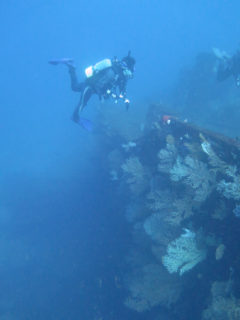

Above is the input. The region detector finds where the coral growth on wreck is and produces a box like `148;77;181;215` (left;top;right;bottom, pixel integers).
162;231;207;275
104;101;240;318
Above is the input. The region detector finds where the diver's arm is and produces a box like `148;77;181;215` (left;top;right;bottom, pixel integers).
118;76;127;96
118;80;130;109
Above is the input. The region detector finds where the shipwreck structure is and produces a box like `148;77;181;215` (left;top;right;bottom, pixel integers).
104;103;240;319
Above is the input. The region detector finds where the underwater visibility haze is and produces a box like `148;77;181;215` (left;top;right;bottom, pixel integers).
1;0;240;319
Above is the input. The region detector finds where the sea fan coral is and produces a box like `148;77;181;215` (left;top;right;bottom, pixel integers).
157;143;177;173
164;197;194;226
233;204;240;218
146;189;173;212
170;156;214;202
162;232;207;276
124;264;181;312
146;191;194;227
217;166;240;200
217;180;240;200
202;280;240;320
143;213;163;243
121;157;149;195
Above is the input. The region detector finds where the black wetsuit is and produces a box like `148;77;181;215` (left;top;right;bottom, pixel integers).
69;60;128;121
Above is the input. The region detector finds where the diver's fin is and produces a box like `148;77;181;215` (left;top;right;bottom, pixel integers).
77;117;93;131
48;58;74;66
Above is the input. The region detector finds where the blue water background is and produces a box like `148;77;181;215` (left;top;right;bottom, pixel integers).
1;0;240;319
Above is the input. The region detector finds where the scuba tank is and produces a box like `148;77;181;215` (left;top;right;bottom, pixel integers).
85;58;112;78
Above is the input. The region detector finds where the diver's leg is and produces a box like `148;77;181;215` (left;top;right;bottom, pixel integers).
68;66;85;92
72;86;93;122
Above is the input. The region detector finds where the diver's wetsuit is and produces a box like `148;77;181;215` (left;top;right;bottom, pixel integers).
111;60;128;96
68;61;128;122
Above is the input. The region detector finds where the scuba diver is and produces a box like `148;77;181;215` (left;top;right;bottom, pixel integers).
49;52;135;125
213;47;240;86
